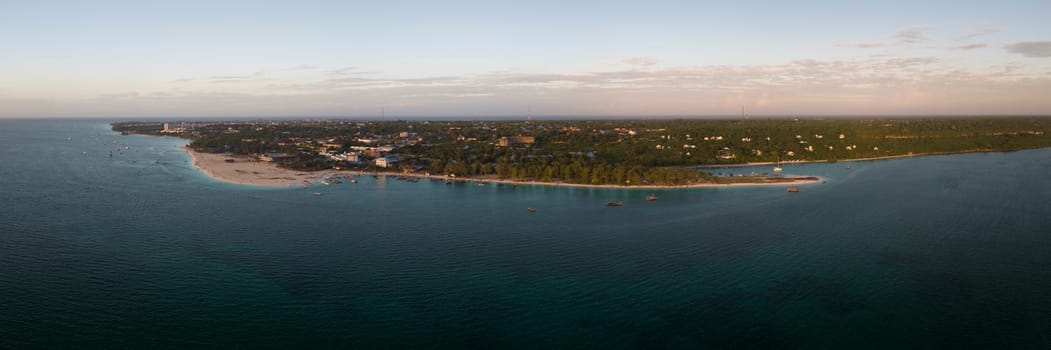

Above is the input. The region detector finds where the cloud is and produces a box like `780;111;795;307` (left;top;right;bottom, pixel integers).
1004;41;1051;57
836;26;931;49
326;66;359;76
621;57;658;67
96;92;141;99
894;27;930;44
11;55;1051;118
209;71;268;84
834;42;891;49
953;43;987;50
957;26;1000;41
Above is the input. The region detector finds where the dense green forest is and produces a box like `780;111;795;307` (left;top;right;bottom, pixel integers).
113;118;1051;186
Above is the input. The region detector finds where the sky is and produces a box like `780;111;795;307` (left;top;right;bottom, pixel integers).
2;0;1051;118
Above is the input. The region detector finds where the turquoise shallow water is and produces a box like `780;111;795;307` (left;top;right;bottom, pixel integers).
2;119;1051;348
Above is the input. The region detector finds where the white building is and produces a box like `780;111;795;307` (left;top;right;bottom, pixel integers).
375;156;398;168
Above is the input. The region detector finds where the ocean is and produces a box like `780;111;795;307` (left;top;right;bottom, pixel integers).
2;119;1050;348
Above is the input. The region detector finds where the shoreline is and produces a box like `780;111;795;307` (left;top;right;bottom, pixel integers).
181;147;822;189
183;147;325;187
691;149;1003;169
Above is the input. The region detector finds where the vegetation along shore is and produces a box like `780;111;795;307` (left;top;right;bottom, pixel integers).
113;117;1051;188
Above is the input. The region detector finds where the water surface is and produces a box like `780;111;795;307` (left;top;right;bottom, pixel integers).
2;120;1050;348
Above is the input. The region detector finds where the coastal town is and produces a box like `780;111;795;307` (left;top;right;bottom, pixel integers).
113;118;1051;187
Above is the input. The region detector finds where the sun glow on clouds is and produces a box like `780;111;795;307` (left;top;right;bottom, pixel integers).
6;53;1046;118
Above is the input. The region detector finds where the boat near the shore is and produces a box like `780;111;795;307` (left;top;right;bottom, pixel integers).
787;187;800;193
646;194;658;201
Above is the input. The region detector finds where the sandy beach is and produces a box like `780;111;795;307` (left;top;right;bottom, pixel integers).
184;147;323;186
184;147;821;189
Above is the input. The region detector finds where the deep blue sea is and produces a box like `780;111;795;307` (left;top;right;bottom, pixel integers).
2;119;1050;349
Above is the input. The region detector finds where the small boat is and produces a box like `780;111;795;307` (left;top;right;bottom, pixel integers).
606;201;623;207
773;166;783;173
527;207;536;213
350;179;358;184
312;192;322;196
787;187;800;193
645;194;658;201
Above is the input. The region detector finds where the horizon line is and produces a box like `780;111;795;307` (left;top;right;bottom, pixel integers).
5;114;1051;121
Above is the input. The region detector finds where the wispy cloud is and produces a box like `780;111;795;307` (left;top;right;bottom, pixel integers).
96;92;141;99
1004;41;1051;57
894;27;930;44
836;27;931;49
957;26;1000;41
835;42;892;49
953;43;987;50
326;66;359;76
209;71;268;84
17;56;1051;118
621;57;658;67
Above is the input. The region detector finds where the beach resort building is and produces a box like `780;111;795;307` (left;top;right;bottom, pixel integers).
375;156;398;168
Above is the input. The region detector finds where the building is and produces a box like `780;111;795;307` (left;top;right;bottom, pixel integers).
716;147;736;160
497;136;535;147
375;156;398;168
160;122;185;134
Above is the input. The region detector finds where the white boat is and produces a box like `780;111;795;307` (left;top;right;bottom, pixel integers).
773;166;783;173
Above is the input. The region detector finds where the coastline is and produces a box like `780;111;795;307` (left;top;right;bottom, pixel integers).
181;147;822;189
691;149;1002;169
